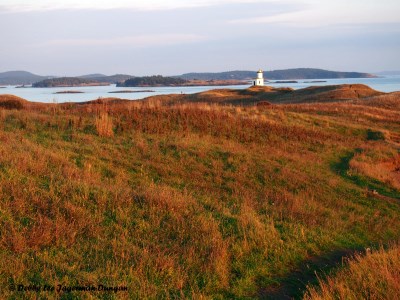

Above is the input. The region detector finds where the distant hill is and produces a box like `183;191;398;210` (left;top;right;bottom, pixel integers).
118;75;187;87
178;68;376;81
0;71;52;85
0;71;134;86
33;77;110;87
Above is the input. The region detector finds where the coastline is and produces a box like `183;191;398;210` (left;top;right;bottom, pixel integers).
1;76;400;103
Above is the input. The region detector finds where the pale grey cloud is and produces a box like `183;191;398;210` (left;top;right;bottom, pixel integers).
230;0;400;26
36;34;208;48
0;0;280;12
0;0;399;75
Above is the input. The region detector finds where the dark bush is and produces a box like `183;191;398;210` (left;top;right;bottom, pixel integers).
257;101;273;107
0;99;24;110
367;129;385;141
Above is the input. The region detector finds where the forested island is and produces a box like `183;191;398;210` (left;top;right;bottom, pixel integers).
33;77;109;87
178;68;377;81
117;75;187;87
79;74;133;84
117;75;247;87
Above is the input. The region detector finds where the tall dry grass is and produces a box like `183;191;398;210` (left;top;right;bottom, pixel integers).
95;111;113;137
349;145;400;190
304;243;400;300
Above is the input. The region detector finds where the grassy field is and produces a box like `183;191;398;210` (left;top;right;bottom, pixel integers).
0;90;399;299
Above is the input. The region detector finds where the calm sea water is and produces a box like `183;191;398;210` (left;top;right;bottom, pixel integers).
1;76;399;103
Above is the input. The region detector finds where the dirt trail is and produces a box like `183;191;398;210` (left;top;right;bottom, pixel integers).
259;249;361;299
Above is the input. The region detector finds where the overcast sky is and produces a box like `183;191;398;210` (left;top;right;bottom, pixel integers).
1;0;399;76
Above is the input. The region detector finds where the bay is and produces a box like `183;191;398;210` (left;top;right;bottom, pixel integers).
1;76;399;103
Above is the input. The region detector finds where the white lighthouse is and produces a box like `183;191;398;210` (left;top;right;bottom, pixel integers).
254;69;264;86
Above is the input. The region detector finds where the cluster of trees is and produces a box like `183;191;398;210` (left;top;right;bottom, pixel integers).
33;77;103;87
117;75;187;87
79;74;134;84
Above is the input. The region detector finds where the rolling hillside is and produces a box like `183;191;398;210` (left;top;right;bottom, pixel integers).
0;85;399;299
140;84;384;106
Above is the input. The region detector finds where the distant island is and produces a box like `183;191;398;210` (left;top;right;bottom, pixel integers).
109;90;155;93
117;75;248;87
177;68;377;81
117;75;187;87
183;79;247;86
0;68;378;86
271;80;298;84
54;90;84;94
33;77;110;88
78;74;134;84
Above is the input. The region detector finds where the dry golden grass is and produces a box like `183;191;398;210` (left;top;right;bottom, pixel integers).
0;90;400;299
304;243;400;300
349;145;400;190
357;92;400;110
95;111;114;137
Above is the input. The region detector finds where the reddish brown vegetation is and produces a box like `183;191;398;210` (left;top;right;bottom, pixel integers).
0;84;399;299
0;94;27;110
140;84;385;106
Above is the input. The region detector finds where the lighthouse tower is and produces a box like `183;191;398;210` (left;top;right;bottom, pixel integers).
254;69;264;86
